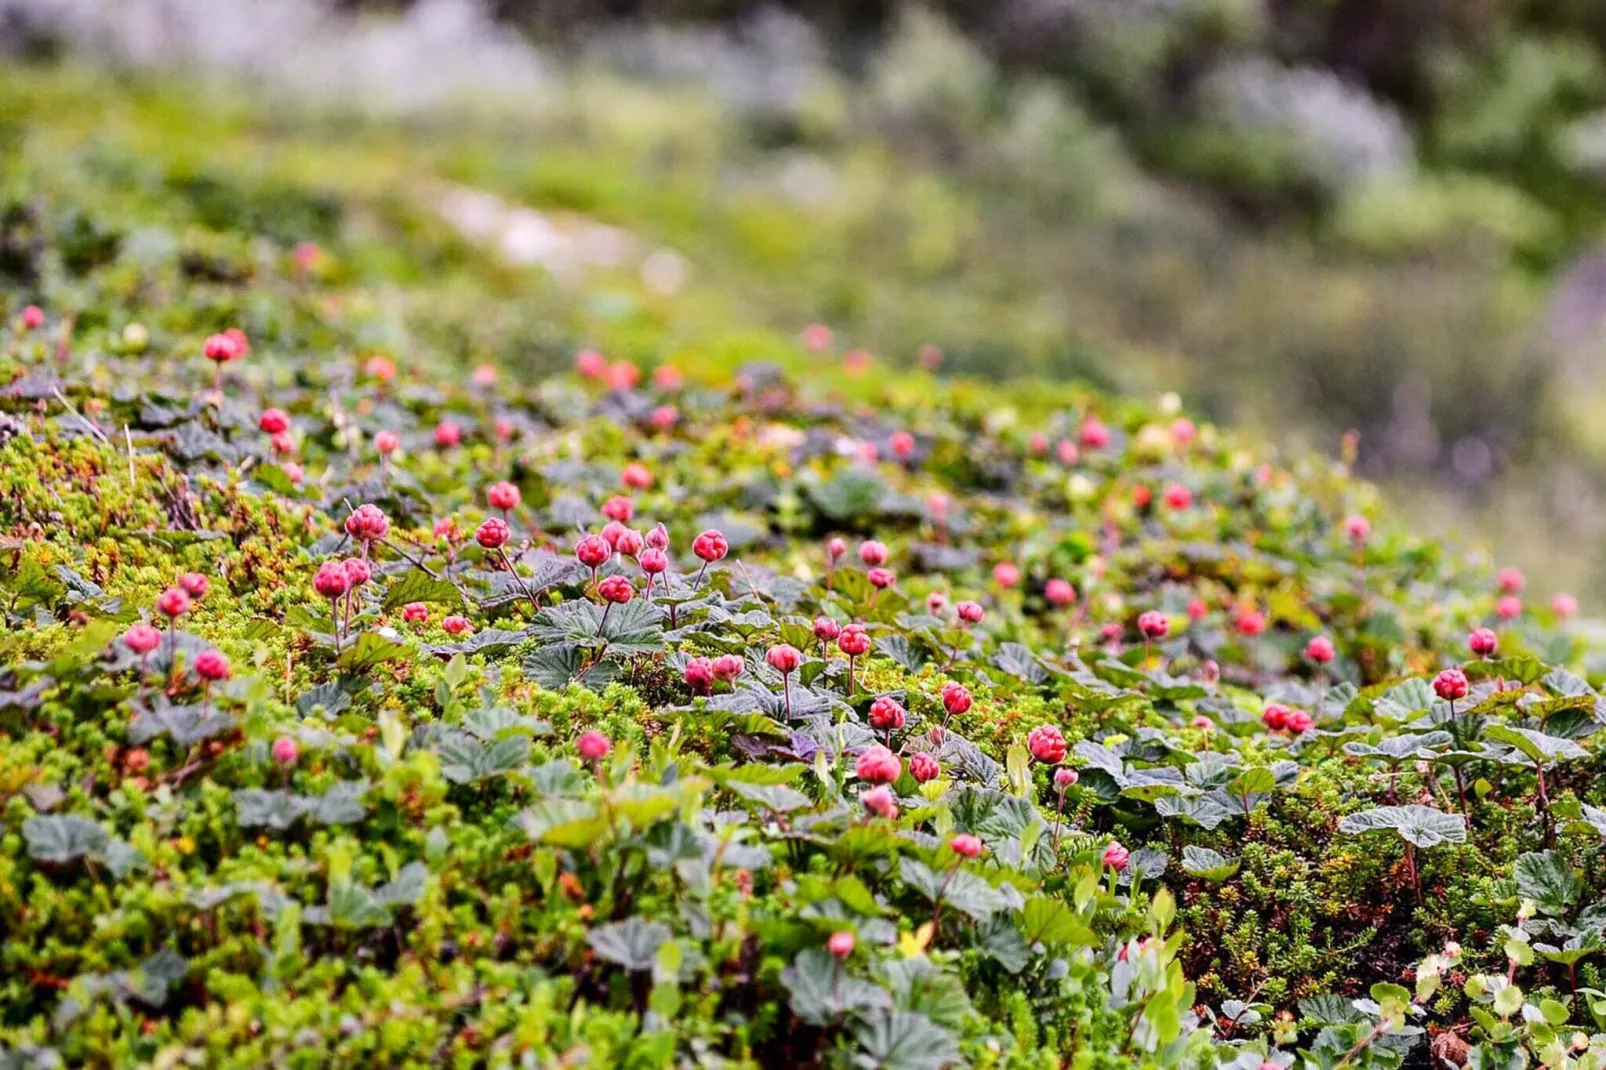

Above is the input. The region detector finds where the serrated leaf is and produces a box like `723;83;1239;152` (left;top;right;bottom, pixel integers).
1181;845;1241;882
1337;805;1466;848
587;917;671;972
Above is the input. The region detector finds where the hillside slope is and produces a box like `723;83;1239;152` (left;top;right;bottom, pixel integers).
2;69;1605;1070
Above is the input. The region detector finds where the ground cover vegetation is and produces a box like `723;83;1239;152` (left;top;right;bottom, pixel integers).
1;64;1605;1070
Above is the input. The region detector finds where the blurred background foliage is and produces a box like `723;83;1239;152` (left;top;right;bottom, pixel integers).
6;0;1606;593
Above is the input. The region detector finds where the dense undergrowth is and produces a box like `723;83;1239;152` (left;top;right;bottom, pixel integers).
1;69;1606;1070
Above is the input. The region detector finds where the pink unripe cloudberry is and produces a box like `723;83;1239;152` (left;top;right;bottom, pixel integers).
433;421;461;447
1045;578;1076;607
867;567;895;590
814;617;841;644
600;520;629;549
861;784;898;818
487;482;521;511
1137;610;1169;639
402;602;429;623
342;558;371;588
711;654;744;682
838;624;871;656
1306;635;1335;663
654;364;682;390
646;523;669;551
827;537;847;561
889;431;915;458
577;731;611;762
442;615;471;635
270;430;294;455
1497;567;1525;593
1262;703;1290;731
766;644;801;673
855;745;901;784
909;752;940;782
693;530;728;562
374;430;400;455
283;462;304;485
203;333;241;363
272;736;299;766
178;572;209;599
1102;841;1130;871
640;548;668;575
598;576;634;604
21;305;44;329
956;601;984;625
1287;709;1314;733
621;462;652;489
1172;417;1196;444
1133;485;1152;509
1079;417;1110;449
606;361;639;391
1344;514;1370;542
803;323;833;351
950;834;982;858
314;561;350;599
259;408;290;434
942;682;972;716
858;540;888;567
156;587;191;618
1029;431;1048;454
684;657;714;692
993;561;1020;588
925;591;948;615
1236;609;1266;635
1027;724;1067;764
1553;593;1578;618
1057;439;1078;465
827;931;855;958
1054;767;1078;789
124;624;161;655
602;495;633;522
345;503;389;542
1163;483;1192;510
576;535;611;569
576;349;606;378
1468;627;1498;657
868;697;906;731
195;650;231;681
1187;598;1209;620
1434;668;1469;701
1496;595;1522;620
476;518;510;549
614;528;645;558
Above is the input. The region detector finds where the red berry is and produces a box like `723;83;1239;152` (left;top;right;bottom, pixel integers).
640;548;668;575
942;682;972;716
433;421;461;447
813;618;841;643
766;644;802;673
576;535;612;569
1497;567;1525;593
1496;595;1522;620
203;333;240;363
598;576;634;604
956;601;984;625
838;624;871;656
861;784;897;817
1306;636;1335;663
1434;669;1469;701
575;349;607;379
621;463;653;489
693;530;728;562
124;624;161;655
1468;628;1498;657
1163;483;1192;510
344;503;390;542
601;495;634;523
402;602;429;623
993;562;1020;588
577;731;611;761
374;430;400;455
487;482;521;511
868;697;906;731
711;654;744;682
1027;724;1067;764
1262;703;1290;731
156;588;191;618
1079;417;1110;449
1236;609;1266;636
314;561;350;599
909;752;940;782
20;305;44;329
1344;514;1370;543
442;615;471;635
476;518;510;549
1045;578;1076;607
867;567;895;590
854;745;901;784
343;558;371;588
178;572;209;599
259;408;290;434
1138;610;1169;639
827;931;854;958
272;737;299;766
858;540;888;567
684;657;715;692
1102;842;1130;870
950;834;982;858
194;650;231;681
889;431;915;458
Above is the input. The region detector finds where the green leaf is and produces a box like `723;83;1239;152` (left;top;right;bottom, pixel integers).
382;569;462;609
586;917;671;972
853;1010;961;1070
23;815;110;863
1514;851;1580;916
1337;805;1467;848
1485;724;1589;765
782;948;891;1026
1181;845;1241;882
1019;896;1095;945
336;630;411;673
